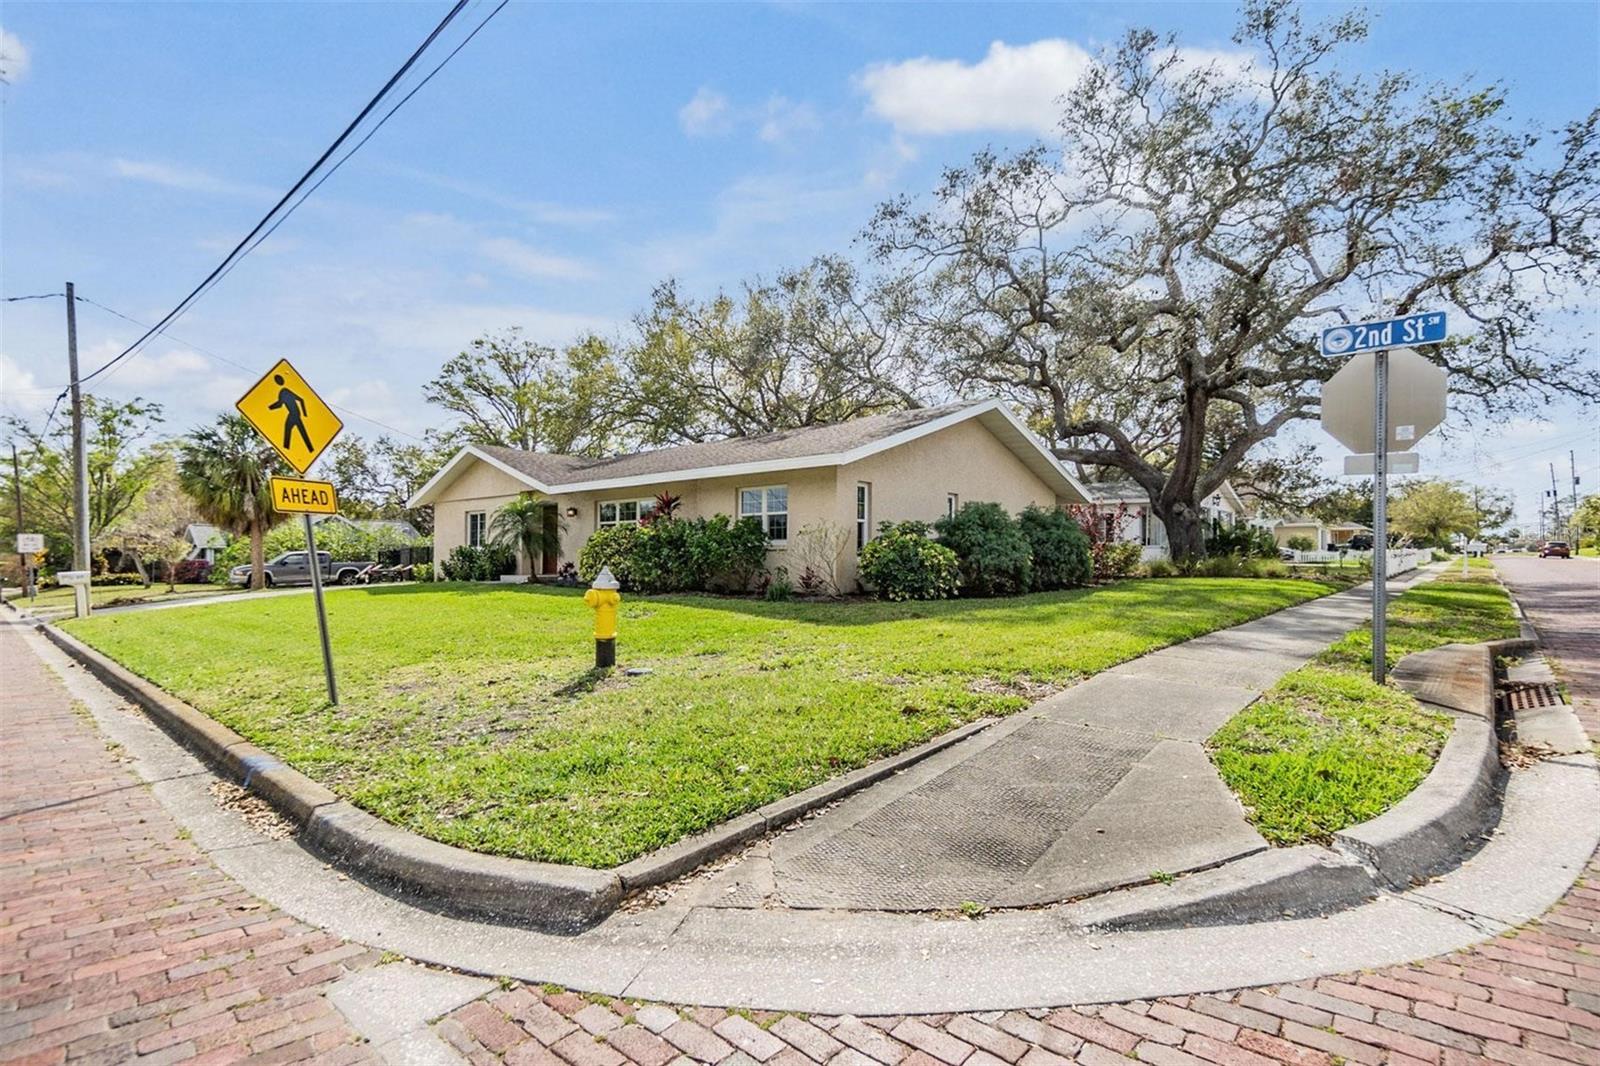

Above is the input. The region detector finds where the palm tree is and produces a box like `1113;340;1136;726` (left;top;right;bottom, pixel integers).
489;493;564;578
177;415;286;590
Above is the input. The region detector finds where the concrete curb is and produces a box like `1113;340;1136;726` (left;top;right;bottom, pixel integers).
35;620;993;929
1079;636;1506;931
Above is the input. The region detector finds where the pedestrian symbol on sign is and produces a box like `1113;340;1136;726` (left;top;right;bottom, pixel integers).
235;359;343;475
269;375;314;452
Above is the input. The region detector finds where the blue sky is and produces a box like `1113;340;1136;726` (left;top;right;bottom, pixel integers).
2;1;1596;532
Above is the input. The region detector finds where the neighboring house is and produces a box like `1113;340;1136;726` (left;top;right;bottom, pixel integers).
408;400;1091;589
1327;522;1372;547
1273;517;1328;550
183;524;228;563
310;514;423;541
1080;480;1248;560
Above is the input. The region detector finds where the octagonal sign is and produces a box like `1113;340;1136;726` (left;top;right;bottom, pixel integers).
1321;347;1447;454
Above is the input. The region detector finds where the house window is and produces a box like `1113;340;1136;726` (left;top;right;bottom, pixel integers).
466;511;487;548
740;485;789;543
946;493;959;519
597;498;655;529
856;483;872;551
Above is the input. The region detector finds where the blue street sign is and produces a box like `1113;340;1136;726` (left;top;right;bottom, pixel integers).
1321;312;1447;357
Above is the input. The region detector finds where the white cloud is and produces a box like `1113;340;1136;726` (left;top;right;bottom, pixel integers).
757;96;821;145
0;27;30;84
679;87;733;137
110;158;270;198
478;237;595;281
857;39;1094;136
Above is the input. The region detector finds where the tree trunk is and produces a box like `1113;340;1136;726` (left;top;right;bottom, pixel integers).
1156;499;1207;564
249;525;266;590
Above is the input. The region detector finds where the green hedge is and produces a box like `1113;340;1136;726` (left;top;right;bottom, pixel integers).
577;516;769;594
857;521;961;601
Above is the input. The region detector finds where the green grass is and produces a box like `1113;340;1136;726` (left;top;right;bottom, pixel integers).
62;576;1331;867
1208;561;1519;846
7;582;227;610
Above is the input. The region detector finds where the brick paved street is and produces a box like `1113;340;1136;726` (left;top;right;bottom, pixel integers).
0;620;378;1066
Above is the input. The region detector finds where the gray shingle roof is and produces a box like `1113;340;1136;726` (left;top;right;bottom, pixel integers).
481;403;973;488
1082;480;1150;503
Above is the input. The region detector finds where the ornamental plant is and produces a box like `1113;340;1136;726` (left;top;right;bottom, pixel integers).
1017;505;1092;590
933;501;1033;596
857;520;961;601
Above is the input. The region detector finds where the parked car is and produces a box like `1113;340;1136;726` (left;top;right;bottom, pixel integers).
229;550;375;588
1539;541;1571;559
1345;534;1375;551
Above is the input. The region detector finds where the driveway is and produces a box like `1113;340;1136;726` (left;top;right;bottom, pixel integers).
682;568;1442;912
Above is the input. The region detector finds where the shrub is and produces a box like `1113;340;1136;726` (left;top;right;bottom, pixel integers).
1097;540;1143;580
1197;554;1245;578
172;558;212;584
933;502;1033;596
441;544;513;581
1286;535;1315;552
858;520;961;601
763;566;794;601
412;562;433;582
1207;522;1278;558
91;573;146;587
577;526;641;588
1017;506;1091;590
1145;557;1177;578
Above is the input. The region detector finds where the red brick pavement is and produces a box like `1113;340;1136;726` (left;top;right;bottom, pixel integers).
0;622;379;1066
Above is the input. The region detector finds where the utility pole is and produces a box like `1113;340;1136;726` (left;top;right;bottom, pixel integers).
1549;462;1563;539
10;445;27;597
66;282;90;573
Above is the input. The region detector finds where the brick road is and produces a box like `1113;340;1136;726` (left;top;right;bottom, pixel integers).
0;620;379;1066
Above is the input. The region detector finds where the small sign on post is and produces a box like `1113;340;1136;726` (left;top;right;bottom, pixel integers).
15;533;44;554
1321;314;1449;685
237;361;343;706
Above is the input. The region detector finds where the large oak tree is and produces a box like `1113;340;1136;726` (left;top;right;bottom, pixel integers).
867;0;1599;559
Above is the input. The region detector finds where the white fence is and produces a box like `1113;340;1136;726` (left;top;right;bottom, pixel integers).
1289;548;1429;577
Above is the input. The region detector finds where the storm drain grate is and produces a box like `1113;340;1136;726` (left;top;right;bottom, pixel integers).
1499;683;1564;713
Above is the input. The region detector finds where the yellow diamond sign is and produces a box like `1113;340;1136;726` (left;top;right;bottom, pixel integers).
236;359;343;475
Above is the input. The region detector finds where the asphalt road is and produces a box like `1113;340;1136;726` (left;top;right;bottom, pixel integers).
1494;553;1599;731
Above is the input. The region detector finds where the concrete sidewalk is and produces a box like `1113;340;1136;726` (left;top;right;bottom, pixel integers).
682;568;1443;912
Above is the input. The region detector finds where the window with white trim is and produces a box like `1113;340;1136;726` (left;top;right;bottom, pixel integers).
466;511;487;548
946;493;960;519
740;485;788;543
856;483;871;551
597;498;656;529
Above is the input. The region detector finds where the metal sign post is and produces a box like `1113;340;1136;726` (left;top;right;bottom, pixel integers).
302;513;339;706
1320;313;1450;687
1372;350;1389;685
237;361;346;707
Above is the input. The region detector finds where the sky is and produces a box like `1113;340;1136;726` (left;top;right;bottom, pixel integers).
1;1;1596;535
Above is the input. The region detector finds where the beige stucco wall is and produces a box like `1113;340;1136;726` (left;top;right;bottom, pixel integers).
1274;522;1326;549
833;419;1064;588
431;461;532;573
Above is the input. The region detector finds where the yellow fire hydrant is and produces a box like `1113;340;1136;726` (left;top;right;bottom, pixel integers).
584;566;621;668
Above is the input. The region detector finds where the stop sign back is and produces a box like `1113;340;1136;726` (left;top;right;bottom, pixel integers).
1321;347;1447;453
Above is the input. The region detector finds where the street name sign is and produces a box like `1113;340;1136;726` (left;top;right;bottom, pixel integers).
1321;312;1447;357
15;533;44;553
1321;348;1447;454
270;476;339;515
1344;452;1419;476
236;359;344;475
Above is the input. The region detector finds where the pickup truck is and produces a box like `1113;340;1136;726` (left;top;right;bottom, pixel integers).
229;550;374;588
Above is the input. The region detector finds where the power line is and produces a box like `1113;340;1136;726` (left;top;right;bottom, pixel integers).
71;294;427;443
68;0;474;394
2;293;65;302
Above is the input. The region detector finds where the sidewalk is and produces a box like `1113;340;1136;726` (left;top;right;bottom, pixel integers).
0;618;379;1065
684;568;1443;912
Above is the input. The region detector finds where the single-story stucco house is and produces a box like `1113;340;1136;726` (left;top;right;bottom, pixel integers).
1273;517;1328;550
408;399;1093;589
1080;480;1248;560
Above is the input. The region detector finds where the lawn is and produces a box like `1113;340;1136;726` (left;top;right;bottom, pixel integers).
1208;560;1519;846
63;577;1331;867
7;582;227;611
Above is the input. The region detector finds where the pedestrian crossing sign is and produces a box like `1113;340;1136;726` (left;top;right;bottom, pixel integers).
236;359;343;475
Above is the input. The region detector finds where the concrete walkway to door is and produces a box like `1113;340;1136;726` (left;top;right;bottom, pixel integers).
681;566;1443;913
